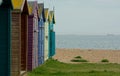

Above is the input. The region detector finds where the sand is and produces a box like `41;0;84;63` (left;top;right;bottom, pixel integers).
53;48;120;64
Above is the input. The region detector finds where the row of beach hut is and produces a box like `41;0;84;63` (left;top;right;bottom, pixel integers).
0;0;56;76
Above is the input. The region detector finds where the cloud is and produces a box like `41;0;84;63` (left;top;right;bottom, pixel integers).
0;0;2;6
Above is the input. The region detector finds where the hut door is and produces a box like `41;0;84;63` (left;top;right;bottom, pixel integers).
21;13;28;71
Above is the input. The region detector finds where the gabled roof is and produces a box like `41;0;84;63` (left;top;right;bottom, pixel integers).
38;3;44;16
12;0;24;10
44;8;49;20
38;3;45;22
0;0;13;9
49;11;55;24
12;0;29;14
28;1;38;15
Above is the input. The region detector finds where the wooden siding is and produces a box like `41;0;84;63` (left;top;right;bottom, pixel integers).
27;16;34;71
11;12;21;76
44;22;49;61
38;18;44;65
21;13;28;71
50;31;55;57
27;1;39;70
49;23;56;57
33;17;38;67
11;12;28;76
27;16;38;71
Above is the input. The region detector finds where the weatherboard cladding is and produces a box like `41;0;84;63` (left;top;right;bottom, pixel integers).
27;1;39;71
44;8;49;61
11;0;28;76
44;22;49;61
49;11;56;57
38;18;44;64
11;13;21;76
50;31;55;57
38;3;45;65
27;15;34;70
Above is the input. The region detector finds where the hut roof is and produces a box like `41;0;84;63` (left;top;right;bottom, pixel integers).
49;11;55;24
38;3;44;16
38;3;45;22
44;8;49;20
12;0;29;13
28;1;38;15
12;0;24;10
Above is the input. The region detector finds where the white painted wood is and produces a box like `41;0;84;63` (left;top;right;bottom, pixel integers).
44;22;49;61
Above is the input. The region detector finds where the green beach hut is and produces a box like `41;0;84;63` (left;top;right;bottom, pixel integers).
0;0;13;76
48;11;56;57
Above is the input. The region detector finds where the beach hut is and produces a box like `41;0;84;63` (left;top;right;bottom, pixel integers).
27;1;39;71
44;8;49;61
38;3;45;65
11;0;29;76
0;0;13;76
49;11;56;57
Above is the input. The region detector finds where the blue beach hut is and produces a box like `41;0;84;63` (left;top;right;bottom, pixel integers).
38;3;45;65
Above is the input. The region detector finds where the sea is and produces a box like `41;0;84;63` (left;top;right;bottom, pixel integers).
56;35;120;50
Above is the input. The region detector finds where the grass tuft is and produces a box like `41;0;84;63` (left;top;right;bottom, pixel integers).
89;70;97;73
71;59;88;62
74;56;82;59
101;59;109;62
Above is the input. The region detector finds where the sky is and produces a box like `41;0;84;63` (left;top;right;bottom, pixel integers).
28;0;120;35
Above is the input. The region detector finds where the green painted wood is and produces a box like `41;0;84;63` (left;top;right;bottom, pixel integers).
49;22;56;58
49;31;55;57
0;7;11;76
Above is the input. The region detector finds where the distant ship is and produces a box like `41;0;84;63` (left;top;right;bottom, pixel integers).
106;34;115;36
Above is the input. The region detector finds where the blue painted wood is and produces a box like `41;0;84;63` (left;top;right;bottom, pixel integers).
38;3;45;65
41;21;44;64
38;16;44;65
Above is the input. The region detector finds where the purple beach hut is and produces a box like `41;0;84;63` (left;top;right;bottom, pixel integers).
27;1;39;71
